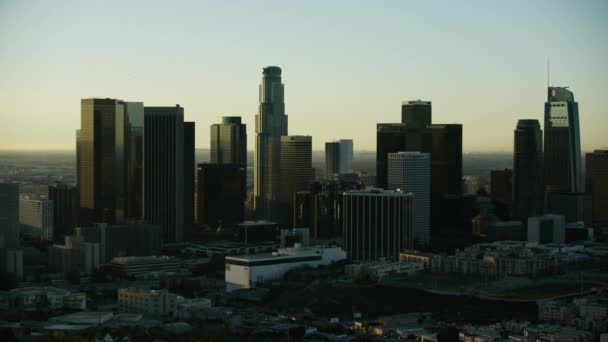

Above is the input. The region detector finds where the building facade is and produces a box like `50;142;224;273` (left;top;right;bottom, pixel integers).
527;214;566;244
254;66;288;223
210;116;247;166
324;139;353;180
75;223;161;262
343;189;413;262
388;152;431;246
196;163;246;228
0;183;20;248
144;105;184;243
118;288;177;316
401;100;431;128
586;150;608;224
19;197;54;240
183;121;195;232
48;182;79;242
279;135;314;227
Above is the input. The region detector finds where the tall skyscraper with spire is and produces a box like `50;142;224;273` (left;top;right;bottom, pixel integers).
544;87;583;194
254;66;287;223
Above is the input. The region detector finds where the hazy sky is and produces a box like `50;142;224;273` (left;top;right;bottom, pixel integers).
0;0;606;152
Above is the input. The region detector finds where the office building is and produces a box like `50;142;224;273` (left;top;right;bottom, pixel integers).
325;139;353;179
254;66;288;223
471;214;498;238
111;256;182;278
19;197;54;240
513;119;544;220
144;105;184;243
225;245;346;292
279;135;314;227
388;151;431;246
586;150;608;224
210;116;247;166
48;182;79;242
118;288;177;316
486;221;525;241
544;87;583;193
0;183;20;248
75;223;161;262
78;99;144;225
183;121;195;232
546;192;592;224
401;100;431;128
197;163;246;228
0;287;86;313
236;221;279;243
490;169;513;220
48;236;100;274
527;214;566;244
0;248;23;280
439;194;478;237
343;189;413;261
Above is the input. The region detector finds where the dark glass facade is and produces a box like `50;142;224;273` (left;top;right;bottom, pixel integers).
586;150;608;224
183;122;195;232
401;100;431;128
196;163;246;228
279;136;314;227
210;116;247;166
48;182;79;242
513;119;544;220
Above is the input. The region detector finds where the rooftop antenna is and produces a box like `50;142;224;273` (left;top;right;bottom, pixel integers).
547;57;550;88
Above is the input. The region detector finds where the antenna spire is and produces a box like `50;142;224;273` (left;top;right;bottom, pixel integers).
547;57;550;88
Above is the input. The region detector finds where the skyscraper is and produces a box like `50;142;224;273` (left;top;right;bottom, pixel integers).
586;150;608;224
197;163;246;228
19;197;54;240
343;189;413;261
210;116;247;166
279;136;314;227
183;122;195;232
401;100;431;128
544;87;583;193
254;66;287;222
48;182;79;242
513;119;544;220
388;151;431;246
490;169;513;220
77;99;144;225
325;139;353;180
0;183;20;248
144;105;184;243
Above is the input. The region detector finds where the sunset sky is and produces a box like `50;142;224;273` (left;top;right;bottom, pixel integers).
1;0;606;152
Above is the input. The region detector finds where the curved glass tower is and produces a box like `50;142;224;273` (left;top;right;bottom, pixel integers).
254;66;288;223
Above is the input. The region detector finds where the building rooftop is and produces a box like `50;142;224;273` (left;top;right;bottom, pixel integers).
111;255;179;265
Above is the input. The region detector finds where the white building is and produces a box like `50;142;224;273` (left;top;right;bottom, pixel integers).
225;244;346;292
343;188;413;261
118;288;177;316
19;196;54;240
388;152;430;246
528;214;565;244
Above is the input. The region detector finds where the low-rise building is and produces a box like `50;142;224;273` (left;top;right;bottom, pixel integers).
118;288;176;317
225;244;346;292
48;236;100;274
0;287;86;312
345;260;424;280
111;256;182;278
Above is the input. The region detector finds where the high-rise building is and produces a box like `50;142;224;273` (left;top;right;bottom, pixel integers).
77;99;144;225
0;183;20;248
75;223;161;262
527;214;565;244
324;139;353;180
48;182;79;242
210;116;247;166
586;150;608;224
196;163;246;228
343;189;413;261
48;236;100;275
254;66;288;223
513;119;544;220
401;100;431;128
144;105;184;243
490;169;513;219
19;197;54;240
544;87;583;193
546;192;591;224
183;122;195;232
279;135;314;227
388;152;431;246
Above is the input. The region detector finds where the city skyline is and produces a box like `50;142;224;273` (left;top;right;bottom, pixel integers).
1;1;607;152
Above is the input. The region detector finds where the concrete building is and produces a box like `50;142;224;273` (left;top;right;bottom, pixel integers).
279;135;314;227
111;256;182;278
544;86;583;194
19;196;54;240
343;189;413;261
48;182;79;242
118;288;177;316
254;66;288;223
0;182;20;248
210;116;247;166
388;151;431;246
586;150;608;224
144;105;184;243
528;214;566;244
48;236;100;275
74;223;161;262
225;244;346;291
